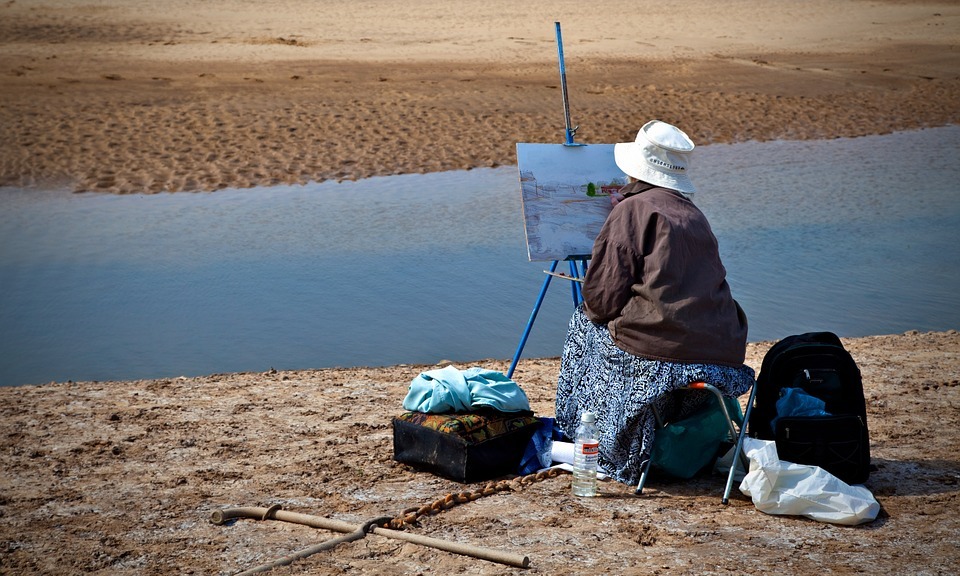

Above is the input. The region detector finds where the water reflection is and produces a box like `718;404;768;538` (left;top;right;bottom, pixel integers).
1;126;958;386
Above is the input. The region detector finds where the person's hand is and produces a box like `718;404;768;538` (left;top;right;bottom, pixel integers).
610;191;625;208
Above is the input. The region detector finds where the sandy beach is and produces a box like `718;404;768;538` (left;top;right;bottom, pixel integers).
2;1;959;574
2;332;958;575
1;0;958;193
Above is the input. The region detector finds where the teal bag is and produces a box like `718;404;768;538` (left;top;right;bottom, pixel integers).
650;395;743;479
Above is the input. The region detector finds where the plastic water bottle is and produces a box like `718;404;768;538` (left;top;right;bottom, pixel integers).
572;411;599;497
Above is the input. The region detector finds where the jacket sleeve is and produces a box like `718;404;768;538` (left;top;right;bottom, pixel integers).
580;209;644;324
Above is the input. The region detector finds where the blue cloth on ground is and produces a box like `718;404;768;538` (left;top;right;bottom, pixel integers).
516;417;567;475
402;366;532;414
772;387;831;433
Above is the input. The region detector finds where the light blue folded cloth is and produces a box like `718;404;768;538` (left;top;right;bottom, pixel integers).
402;366;531;413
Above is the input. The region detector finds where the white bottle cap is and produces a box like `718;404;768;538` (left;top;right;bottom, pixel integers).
581;411;596;423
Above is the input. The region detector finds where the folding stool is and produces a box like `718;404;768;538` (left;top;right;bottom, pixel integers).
635;380;758;504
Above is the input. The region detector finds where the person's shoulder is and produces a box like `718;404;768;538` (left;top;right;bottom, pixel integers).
622;187;679;210
646;187;686;200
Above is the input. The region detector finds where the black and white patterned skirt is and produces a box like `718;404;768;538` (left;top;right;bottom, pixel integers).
555;304;755;485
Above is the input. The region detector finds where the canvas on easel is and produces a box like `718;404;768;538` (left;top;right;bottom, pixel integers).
516;143;623;262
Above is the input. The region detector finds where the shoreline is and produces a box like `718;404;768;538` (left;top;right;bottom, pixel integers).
3;329;958;390
3;328;957;391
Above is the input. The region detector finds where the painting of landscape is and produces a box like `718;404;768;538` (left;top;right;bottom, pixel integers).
516;143;622;261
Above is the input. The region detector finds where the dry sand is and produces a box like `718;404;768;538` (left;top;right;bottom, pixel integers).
1;1;960;575
1;0;958;193
1;332;958;575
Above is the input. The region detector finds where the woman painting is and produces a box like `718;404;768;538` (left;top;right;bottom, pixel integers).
555;120;755;485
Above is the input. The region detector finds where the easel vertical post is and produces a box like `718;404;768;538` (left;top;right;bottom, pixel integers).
556;22;577;146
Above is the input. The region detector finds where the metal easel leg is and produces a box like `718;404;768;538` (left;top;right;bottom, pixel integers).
507;260;559;379
568;260;583;306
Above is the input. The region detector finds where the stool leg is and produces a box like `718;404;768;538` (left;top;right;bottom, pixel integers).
722;380;757;504
635;458;652;495
635;402;665;495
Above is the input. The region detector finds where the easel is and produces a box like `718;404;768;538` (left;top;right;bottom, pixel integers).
507;22;590;379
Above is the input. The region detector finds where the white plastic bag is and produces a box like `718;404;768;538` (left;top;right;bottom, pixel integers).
739;438;880;525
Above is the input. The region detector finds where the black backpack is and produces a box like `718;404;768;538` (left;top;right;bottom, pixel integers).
749;331;870;484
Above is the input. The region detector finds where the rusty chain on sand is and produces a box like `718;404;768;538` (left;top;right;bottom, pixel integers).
384;467;570;529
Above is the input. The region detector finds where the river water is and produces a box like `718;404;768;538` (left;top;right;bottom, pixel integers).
1;126;958;386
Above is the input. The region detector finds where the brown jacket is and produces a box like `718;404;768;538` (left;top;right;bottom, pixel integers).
581;183;748;366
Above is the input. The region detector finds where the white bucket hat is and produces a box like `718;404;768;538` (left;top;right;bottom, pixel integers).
614;120;696;196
